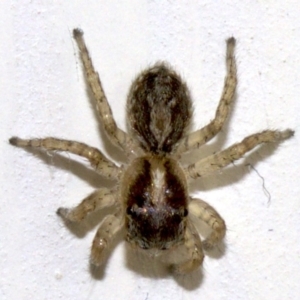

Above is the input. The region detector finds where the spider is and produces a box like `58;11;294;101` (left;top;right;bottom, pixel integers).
9;29;294;274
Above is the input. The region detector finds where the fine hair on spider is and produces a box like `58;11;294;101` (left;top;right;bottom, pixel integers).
9;28;294;274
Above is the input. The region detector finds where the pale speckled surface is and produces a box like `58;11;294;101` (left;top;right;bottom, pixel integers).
1;1;299;299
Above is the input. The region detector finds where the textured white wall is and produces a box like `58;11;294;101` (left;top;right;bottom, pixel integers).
1;1;299;299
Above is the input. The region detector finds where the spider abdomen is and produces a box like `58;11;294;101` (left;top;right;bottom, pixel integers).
127;63;192;154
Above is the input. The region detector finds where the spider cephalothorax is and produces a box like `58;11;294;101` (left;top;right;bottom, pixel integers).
9;29;293;274
123;156;188;250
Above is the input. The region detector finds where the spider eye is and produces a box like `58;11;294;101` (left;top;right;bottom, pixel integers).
126;206;132;215
172;213;182;224
183;208;188;217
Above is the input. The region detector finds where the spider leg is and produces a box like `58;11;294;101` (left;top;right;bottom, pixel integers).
177;37;237;154
9;137;121;179
185;129;294;179
57;188;117;222
73;29;141;158
171;220;204;274
189;198;226;250
90;210;124;266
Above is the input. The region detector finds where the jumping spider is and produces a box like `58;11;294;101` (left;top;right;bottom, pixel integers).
9;29;293;274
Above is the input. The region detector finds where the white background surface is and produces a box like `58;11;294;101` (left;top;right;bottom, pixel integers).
1;1;299;299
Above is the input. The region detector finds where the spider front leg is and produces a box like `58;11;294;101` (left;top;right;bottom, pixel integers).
91;210;124;266
189;198;226;250
185;129;294;179
171;220;204;274
57;188;117;222
9;137;121;179
73;29;141;158
177;37;237;154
